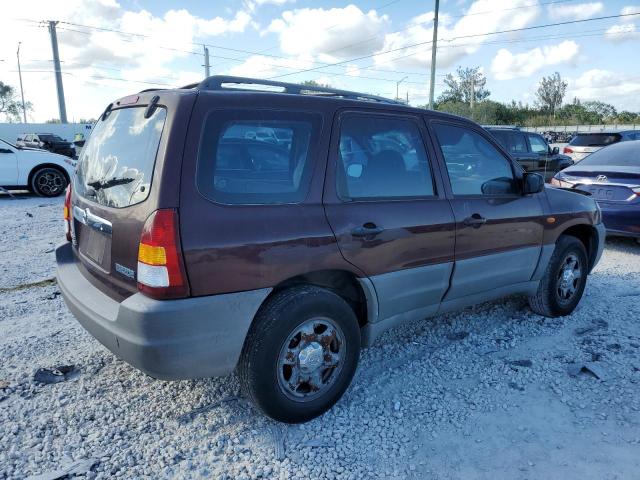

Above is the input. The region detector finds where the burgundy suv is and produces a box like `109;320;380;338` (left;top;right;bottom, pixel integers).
56;76;605;423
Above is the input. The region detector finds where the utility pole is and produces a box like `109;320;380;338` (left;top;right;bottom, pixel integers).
428;0;439;110
16;42;27;123
396;76;408;101
47;21;67;124
203;45;211;78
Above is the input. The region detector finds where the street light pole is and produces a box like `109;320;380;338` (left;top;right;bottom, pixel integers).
16;42;27;123
396;76;408;101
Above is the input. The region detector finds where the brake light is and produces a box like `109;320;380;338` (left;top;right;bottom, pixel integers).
563;147;573;154
137;209;189;299
64;184;72;242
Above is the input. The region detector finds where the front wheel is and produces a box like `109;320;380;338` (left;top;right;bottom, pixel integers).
31;168;67;197
238;286;360;423
528;235;588;317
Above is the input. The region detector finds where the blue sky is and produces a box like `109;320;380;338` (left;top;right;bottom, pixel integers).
2;0;640;121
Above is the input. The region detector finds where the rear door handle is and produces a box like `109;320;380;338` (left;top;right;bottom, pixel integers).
351;223;384;237
463;214;487;228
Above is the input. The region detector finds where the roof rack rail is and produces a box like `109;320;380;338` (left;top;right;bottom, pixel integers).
188;75;404;105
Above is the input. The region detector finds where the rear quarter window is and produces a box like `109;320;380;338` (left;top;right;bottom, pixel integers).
196;110;321;204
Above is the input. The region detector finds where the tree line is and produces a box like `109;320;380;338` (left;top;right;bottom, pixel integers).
429;68;640;127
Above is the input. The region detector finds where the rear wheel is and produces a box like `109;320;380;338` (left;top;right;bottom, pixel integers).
528;235;588;317
31;167;67;197
238;286;360;423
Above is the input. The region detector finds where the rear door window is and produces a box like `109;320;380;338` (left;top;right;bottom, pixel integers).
75;106;167;208
197;110;321;204
336;114;435;200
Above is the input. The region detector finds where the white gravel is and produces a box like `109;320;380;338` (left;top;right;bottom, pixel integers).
1;193;640;479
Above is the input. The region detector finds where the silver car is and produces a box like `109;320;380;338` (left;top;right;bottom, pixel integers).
563;130;640;162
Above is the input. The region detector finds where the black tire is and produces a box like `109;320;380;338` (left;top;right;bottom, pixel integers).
528;235;588;317
31;167;67;197
238;286;360;423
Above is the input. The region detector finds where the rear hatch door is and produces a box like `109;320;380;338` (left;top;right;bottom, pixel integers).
70;91;195;300
567;133;621;161
572;166;640;202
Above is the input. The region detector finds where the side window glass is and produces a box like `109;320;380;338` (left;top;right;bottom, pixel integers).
337;115;435;199
509;133;527;153
197;113;319;204
528;134;549;154
433;123;518;196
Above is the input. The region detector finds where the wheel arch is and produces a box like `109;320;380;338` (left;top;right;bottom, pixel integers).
268;269;374;329
558;223;599;272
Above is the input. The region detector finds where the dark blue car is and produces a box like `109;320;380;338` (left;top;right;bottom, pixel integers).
551;140;640;241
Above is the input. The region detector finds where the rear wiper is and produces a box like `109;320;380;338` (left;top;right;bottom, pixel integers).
87;177;135;191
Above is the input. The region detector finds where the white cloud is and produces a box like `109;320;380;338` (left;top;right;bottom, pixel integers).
603;5;640;42
228;54;313;78
605;22;639;41
373;0;541;71
266;5;389;60
0;0;252;122
567;69;640;110
345;65;361;77
491;40;580;80
621;5;640;15
547;2;603;20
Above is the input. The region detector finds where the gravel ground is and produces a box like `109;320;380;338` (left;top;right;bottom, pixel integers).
1;193;640;479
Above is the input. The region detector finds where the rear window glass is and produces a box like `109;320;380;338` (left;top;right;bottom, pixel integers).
569;133;622;147
197;110;320;204
75;106;166;208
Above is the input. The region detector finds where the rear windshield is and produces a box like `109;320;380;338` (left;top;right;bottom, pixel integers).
579;141;640;166
75;106;166;208
197;110;320;204
569;133;622;147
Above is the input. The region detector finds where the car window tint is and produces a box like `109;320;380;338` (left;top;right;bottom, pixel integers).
528;134;548;154
509;132;527;153
197;112;320;204
433;123;518;196
337;115;434;199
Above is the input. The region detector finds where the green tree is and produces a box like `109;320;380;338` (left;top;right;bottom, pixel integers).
438;67;490;105
583;101;617;121
535;72;567;117
0;81;31;122
300;80;331;88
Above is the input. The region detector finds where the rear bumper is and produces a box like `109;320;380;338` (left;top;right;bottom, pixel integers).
601;208;640;238
56;242;271;379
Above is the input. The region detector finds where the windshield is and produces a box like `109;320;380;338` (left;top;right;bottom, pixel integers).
75;106;166;208
39;134;64;142
578;141;640;167
569;133;622;147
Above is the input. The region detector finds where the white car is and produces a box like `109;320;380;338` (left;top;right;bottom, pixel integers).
0;138;75;196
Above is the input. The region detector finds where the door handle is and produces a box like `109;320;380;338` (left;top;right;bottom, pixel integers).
463;214;487;228
351;223;384;237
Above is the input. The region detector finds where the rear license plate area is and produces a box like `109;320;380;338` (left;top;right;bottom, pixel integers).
79;226;111;271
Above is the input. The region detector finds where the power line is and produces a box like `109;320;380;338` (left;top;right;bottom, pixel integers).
268;11;640;79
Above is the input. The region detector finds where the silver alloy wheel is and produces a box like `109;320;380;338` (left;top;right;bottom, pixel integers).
557;253;582;301
277;317;346;402
36;170;65;196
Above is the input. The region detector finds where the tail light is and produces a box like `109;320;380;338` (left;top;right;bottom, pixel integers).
563;147;573;154
137;209;189;299
64;184;72;242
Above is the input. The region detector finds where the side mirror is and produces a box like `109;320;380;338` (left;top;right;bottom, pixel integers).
551;146;559;155
523;172;544;194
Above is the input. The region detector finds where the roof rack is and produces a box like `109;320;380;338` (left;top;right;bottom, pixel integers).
182;75;404;105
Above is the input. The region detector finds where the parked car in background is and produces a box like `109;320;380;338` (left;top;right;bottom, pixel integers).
0;138;75;196
563;130;640;162
56;76;605;423
486;127;573;181
18;133;75;158
552;140;640;242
